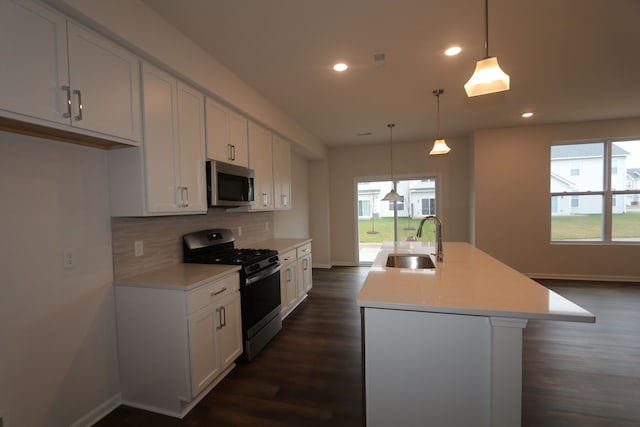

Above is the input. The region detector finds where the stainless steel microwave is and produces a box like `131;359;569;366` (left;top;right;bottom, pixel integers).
206;160;255;207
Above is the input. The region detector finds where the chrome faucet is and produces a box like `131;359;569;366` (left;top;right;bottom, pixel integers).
416;215;443;262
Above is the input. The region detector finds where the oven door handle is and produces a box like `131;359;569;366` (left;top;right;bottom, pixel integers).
245;263;281;286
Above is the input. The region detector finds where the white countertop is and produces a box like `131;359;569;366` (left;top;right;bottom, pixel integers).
357;242;595;323
115;263;240;291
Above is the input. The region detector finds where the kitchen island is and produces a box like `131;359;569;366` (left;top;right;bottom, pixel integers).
357;242;595;427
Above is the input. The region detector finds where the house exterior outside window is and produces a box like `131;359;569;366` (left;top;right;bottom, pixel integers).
550;140;640;242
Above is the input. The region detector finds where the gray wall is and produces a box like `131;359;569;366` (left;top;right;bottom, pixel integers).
0;131;120;427
473;117;640;280
325;136;472;265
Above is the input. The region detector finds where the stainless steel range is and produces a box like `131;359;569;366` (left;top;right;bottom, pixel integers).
183;229;281;361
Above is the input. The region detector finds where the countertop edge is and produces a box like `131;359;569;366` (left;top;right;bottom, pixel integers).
114;264;241;291
357;301;596;323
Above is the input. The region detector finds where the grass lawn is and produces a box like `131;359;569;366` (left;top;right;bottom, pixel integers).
359;217;436;243
360;213;640;243
552;212;640;240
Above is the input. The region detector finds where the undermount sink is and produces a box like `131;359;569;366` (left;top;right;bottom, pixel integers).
386;254;436;269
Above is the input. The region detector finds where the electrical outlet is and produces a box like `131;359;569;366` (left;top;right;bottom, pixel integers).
63;248;76;269
134;240;144;257
237;226;242;237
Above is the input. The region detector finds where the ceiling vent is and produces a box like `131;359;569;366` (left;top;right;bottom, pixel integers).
373;52;385;65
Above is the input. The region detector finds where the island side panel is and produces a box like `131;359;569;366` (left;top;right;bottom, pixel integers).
363;308;492;427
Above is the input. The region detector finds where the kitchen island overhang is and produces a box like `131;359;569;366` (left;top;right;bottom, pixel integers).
357;241;595;427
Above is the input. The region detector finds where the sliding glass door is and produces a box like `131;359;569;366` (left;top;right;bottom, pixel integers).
357;178;438;264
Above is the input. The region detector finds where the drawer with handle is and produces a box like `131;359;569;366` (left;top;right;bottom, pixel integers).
187;273;239;314
296;243;311;258
280;249;296;264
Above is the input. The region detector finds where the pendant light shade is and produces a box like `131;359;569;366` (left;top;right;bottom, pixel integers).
382;123;404;202
464;0;510;97
429;89;451;156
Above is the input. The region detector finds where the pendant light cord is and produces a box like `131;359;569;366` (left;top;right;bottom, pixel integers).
432;89;444;139
387;123;395;180
485;0;489;58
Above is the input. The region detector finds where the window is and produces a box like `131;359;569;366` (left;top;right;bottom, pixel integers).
570;160;580;176
421;198;436;215
550;140;640;242
358;200;371;217
389;201;405;211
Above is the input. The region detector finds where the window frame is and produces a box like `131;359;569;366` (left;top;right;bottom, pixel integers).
550;139;640;244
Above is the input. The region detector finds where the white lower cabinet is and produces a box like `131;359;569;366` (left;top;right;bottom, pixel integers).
279;249;298;318
115;272;241;418
279;242;313;319
297;242;313;295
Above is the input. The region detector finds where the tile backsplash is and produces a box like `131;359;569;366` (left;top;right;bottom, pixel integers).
112;209;274;280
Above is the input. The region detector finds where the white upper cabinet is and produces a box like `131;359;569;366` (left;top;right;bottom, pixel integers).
108;62;206;216
205;97;248;167
65;22;141;142
0;0;141;145
248;121;274;211
272;134;292;210
142;63;206;214
0;0;69;125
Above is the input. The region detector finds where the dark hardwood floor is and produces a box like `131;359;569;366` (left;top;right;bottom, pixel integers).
95;268;640;427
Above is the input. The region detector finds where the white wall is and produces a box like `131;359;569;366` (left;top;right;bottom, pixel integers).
0;132;119;426
308;159;332;268
327;136;471;266
474;117;640;281
274;153;310;238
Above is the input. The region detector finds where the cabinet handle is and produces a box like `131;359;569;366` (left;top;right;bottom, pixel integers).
211;287;227;296
227;144;233;161
231;144;236;161
303;258;309;270
183;187;189;207
215;308;222;330
221;306;227;328
73;89;83;121
282;194;288;207
262;192;268;207
287;268;292;282
61;85;72;118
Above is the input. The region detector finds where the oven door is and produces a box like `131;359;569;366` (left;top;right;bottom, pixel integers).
241;264;281;340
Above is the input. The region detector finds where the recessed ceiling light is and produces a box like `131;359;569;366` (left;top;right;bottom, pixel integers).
444;46;461;56
333;63;348;72
522;112;534;118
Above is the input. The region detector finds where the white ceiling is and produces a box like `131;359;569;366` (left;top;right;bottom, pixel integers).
142;0;640;147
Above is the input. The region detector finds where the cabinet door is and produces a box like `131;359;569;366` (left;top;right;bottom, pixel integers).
216;292;243;368
272;135;292;210
298;253;312;295
248;122;274;210
141;63;180;213
66;22;141;142
188;304;221;398
205;99;248;167
0;0;69;125
177;82;206;212
280;262;297;315
228;111;248;167
205;98;230;162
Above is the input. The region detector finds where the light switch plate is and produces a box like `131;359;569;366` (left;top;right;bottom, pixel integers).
134;240;144;257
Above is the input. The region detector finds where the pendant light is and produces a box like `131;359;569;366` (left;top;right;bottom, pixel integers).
464;0;510;97
382;123;404;202
429;89;451;155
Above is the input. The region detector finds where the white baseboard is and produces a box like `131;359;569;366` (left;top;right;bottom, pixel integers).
311;263;332;269
70;393;121;427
